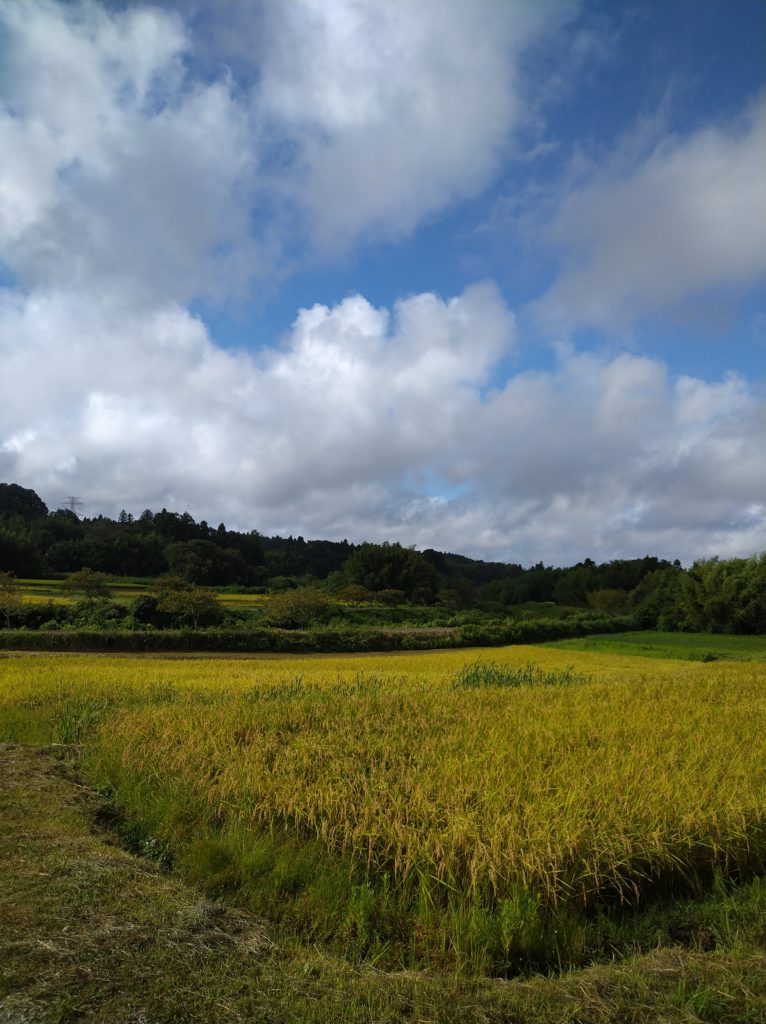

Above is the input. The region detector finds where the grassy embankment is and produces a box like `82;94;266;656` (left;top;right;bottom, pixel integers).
546;630;766;662
2;644;766;1022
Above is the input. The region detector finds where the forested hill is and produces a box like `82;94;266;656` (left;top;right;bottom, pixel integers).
0;480;660;588
1;481;764;632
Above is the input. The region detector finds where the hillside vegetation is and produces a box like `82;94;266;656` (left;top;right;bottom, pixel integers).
1;482;764;646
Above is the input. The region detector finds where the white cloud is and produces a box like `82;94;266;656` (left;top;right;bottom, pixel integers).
254;0;575;250
0;1;762;567
0;0;257;301
0;0;577;297
1;283;762;564
535;95;766;331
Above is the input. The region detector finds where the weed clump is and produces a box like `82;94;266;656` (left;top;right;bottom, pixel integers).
452;660;591;689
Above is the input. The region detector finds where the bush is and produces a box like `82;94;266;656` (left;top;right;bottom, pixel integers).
265;587;335;629
67;598;128;629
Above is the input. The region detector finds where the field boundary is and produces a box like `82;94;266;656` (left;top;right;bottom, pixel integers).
0;614;640;654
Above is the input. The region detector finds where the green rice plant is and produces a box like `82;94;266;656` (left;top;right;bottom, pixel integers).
52;697;111;744
498;887;544;960
243;676;312;703
452;660;590;689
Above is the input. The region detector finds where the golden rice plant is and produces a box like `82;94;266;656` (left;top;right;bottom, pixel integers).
4;650;766;910
4;648;766;968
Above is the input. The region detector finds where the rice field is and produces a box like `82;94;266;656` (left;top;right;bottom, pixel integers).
15;577;269;609
2;646;765;974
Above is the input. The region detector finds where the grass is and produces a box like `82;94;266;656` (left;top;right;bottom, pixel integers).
3;742;765;1023
545;630;766;662
451;659;591;688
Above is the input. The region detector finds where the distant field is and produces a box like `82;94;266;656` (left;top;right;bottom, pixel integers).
17;577;150;606
16;578;268;610
214;591;269;607
545;630;766;662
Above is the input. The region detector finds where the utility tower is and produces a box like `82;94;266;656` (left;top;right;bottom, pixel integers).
64;496;84;517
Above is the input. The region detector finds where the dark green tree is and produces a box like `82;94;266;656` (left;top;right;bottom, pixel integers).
0;482;48;519
0;571;23;627
343;542;438;603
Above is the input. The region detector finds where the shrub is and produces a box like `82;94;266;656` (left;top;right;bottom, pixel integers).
265;587;335;629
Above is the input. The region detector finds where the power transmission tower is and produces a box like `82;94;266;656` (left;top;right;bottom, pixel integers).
64;496;84;517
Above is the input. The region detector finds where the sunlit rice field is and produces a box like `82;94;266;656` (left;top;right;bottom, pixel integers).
14;578;269;609
2;646;765;973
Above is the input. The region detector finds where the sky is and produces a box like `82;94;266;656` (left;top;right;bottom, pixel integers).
0;0;764;566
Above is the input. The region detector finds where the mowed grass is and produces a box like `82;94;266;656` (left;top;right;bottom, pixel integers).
2;646;766;978
546;630;766;662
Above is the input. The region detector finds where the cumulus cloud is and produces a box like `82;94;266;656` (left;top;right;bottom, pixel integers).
0;1;762;566
253;0;574;250
0;0;576;298
535;95;766;331
0;0;260;302
1;282;762;564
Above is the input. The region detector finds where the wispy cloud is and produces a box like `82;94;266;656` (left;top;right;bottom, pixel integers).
533;95;766;331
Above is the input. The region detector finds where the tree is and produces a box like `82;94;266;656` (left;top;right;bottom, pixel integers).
338;584;375;606
265;587;334;628
157;585;221;628
676;555;766;634
586;588;629;615
552;567;590;607
0;571;23;628
0;527;42;576
343;542;438;602
166;540;251;585
630;566;684;629
0;482;48;519
64;568;112;601
436;588;461;609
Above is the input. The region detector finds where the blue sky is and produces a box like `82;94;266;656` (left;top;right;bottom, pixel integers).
0;0;764;564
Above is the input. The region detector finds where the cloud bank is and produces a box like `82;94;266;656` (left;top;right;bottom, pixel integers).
2;281;761;564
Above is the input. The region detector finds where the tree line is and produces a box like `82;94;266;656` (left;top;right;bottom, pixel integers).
0;481;763;633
